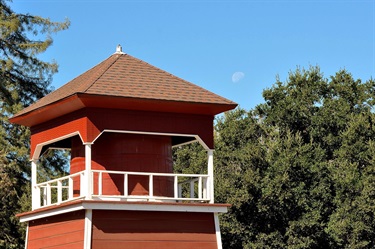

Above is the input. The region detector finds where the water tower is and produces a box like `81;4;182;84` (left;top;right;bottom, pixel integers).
10;45;237;249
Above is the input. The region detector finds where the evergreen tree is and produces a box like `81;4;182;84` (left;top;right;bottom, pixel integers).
0;1;69;247
214;108;267;248
254;68;375;248
174;67;375;248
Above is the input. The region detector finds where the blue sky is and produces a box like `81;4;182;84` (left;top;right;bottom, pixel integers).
13;0;375;110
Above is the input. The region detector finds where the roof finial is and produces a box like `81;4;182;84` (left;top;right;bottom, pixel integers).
115;44;124;54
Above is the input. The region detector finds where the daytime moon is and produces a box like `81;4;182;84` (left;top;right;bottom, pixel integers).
232;72;245;83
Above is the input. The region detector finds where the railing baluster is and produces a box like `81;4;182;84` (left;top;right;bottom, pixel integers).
98;171;102;196
46;183;51;206
124;173;128;197
178;184;182;199
35;186;41;209
69;176;73;200
57;180;62;203
190;180;195;198
174;175;178;198
90;170;94;196
80;172;85;197
42;186;47;206
198;177;202;199
149;174;153;197
203;176;207;199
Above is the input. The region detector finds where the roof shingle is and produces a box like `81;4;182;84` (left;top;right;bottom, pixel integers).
12;52;237;119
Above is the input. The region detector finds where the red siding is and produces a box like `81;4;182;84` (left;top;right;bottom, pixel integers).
86;108;214;149
92;210;217;249
27;210;85;249
71;133;174;196
30;108;214;158
30;109;89;157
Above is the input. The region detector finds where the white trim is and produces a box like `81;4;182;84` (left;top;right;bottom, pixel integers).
91;195;210;202
48;147;72;151
19;204;85;223
171;139;199;148
214;213;223;249
208;149;214;204
92;129;210;150
81;202;228;213
19;202;228;223
32;131;82;160
84;143;92;200
83;209;92;249
31;160;39;210
25;223;29;249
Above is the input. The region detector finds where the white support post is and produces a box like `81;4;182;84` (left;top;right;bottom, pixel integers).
84;143;93;200
207;149;214;203
24;223;29;249
214;213;223;249
83;209;92;249
31;159;40;210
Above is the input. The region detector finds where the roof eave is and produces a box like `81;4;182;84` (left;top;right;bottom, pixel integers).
9;94;85;127
9;93;237;127
78;93;238;115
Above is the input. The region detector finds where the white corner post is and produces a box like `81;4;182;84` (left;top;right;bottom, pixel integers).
214;213;223;249
24;223;29;249
31;159;40;210
207;149;214;204
83;209;93;249
84;143;93;200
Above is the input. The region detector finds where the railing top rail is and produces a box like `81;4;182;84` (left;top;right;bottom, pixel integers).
92;195;210;201
36;170;208;187
91;169;208;178
39;185;69;189
35;171;84;187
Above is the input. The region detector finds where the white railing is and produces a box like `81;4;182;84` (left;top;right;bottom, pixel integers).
91;170;210;202
33;170;211;209
34;171;85;209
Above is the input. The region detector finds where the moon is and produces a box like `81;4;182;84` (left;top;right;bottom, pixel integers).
232;72;245;83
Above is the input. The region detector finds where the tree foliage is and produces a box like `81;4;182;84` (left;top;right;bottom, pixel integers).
174;67;375;248
0;1;69;248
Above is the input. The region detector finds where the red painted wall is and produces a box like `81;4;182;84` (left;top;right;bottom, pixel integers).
85;108;214;149
31;108;214;158
71;133;174;196
27;210;85;249
92;210;217;249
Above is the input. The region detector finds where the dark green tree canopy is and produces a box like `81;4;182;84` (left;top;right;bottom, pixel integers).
174;67;375;248
0;1;69;247
0;0;69;107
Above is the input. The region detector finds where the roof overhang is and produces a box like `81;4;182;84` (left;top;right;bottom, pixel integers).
10;93;237;127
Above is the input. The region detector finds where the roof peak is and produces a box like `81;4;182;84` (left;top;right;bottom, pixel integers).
115;44;125;54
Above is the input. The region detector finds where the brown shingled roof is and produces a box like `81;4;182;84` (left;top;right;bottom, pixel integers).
11;52;237;125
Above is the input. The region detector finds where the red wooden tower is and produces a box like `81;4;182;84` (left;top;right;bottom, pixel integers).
10;45;237;249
